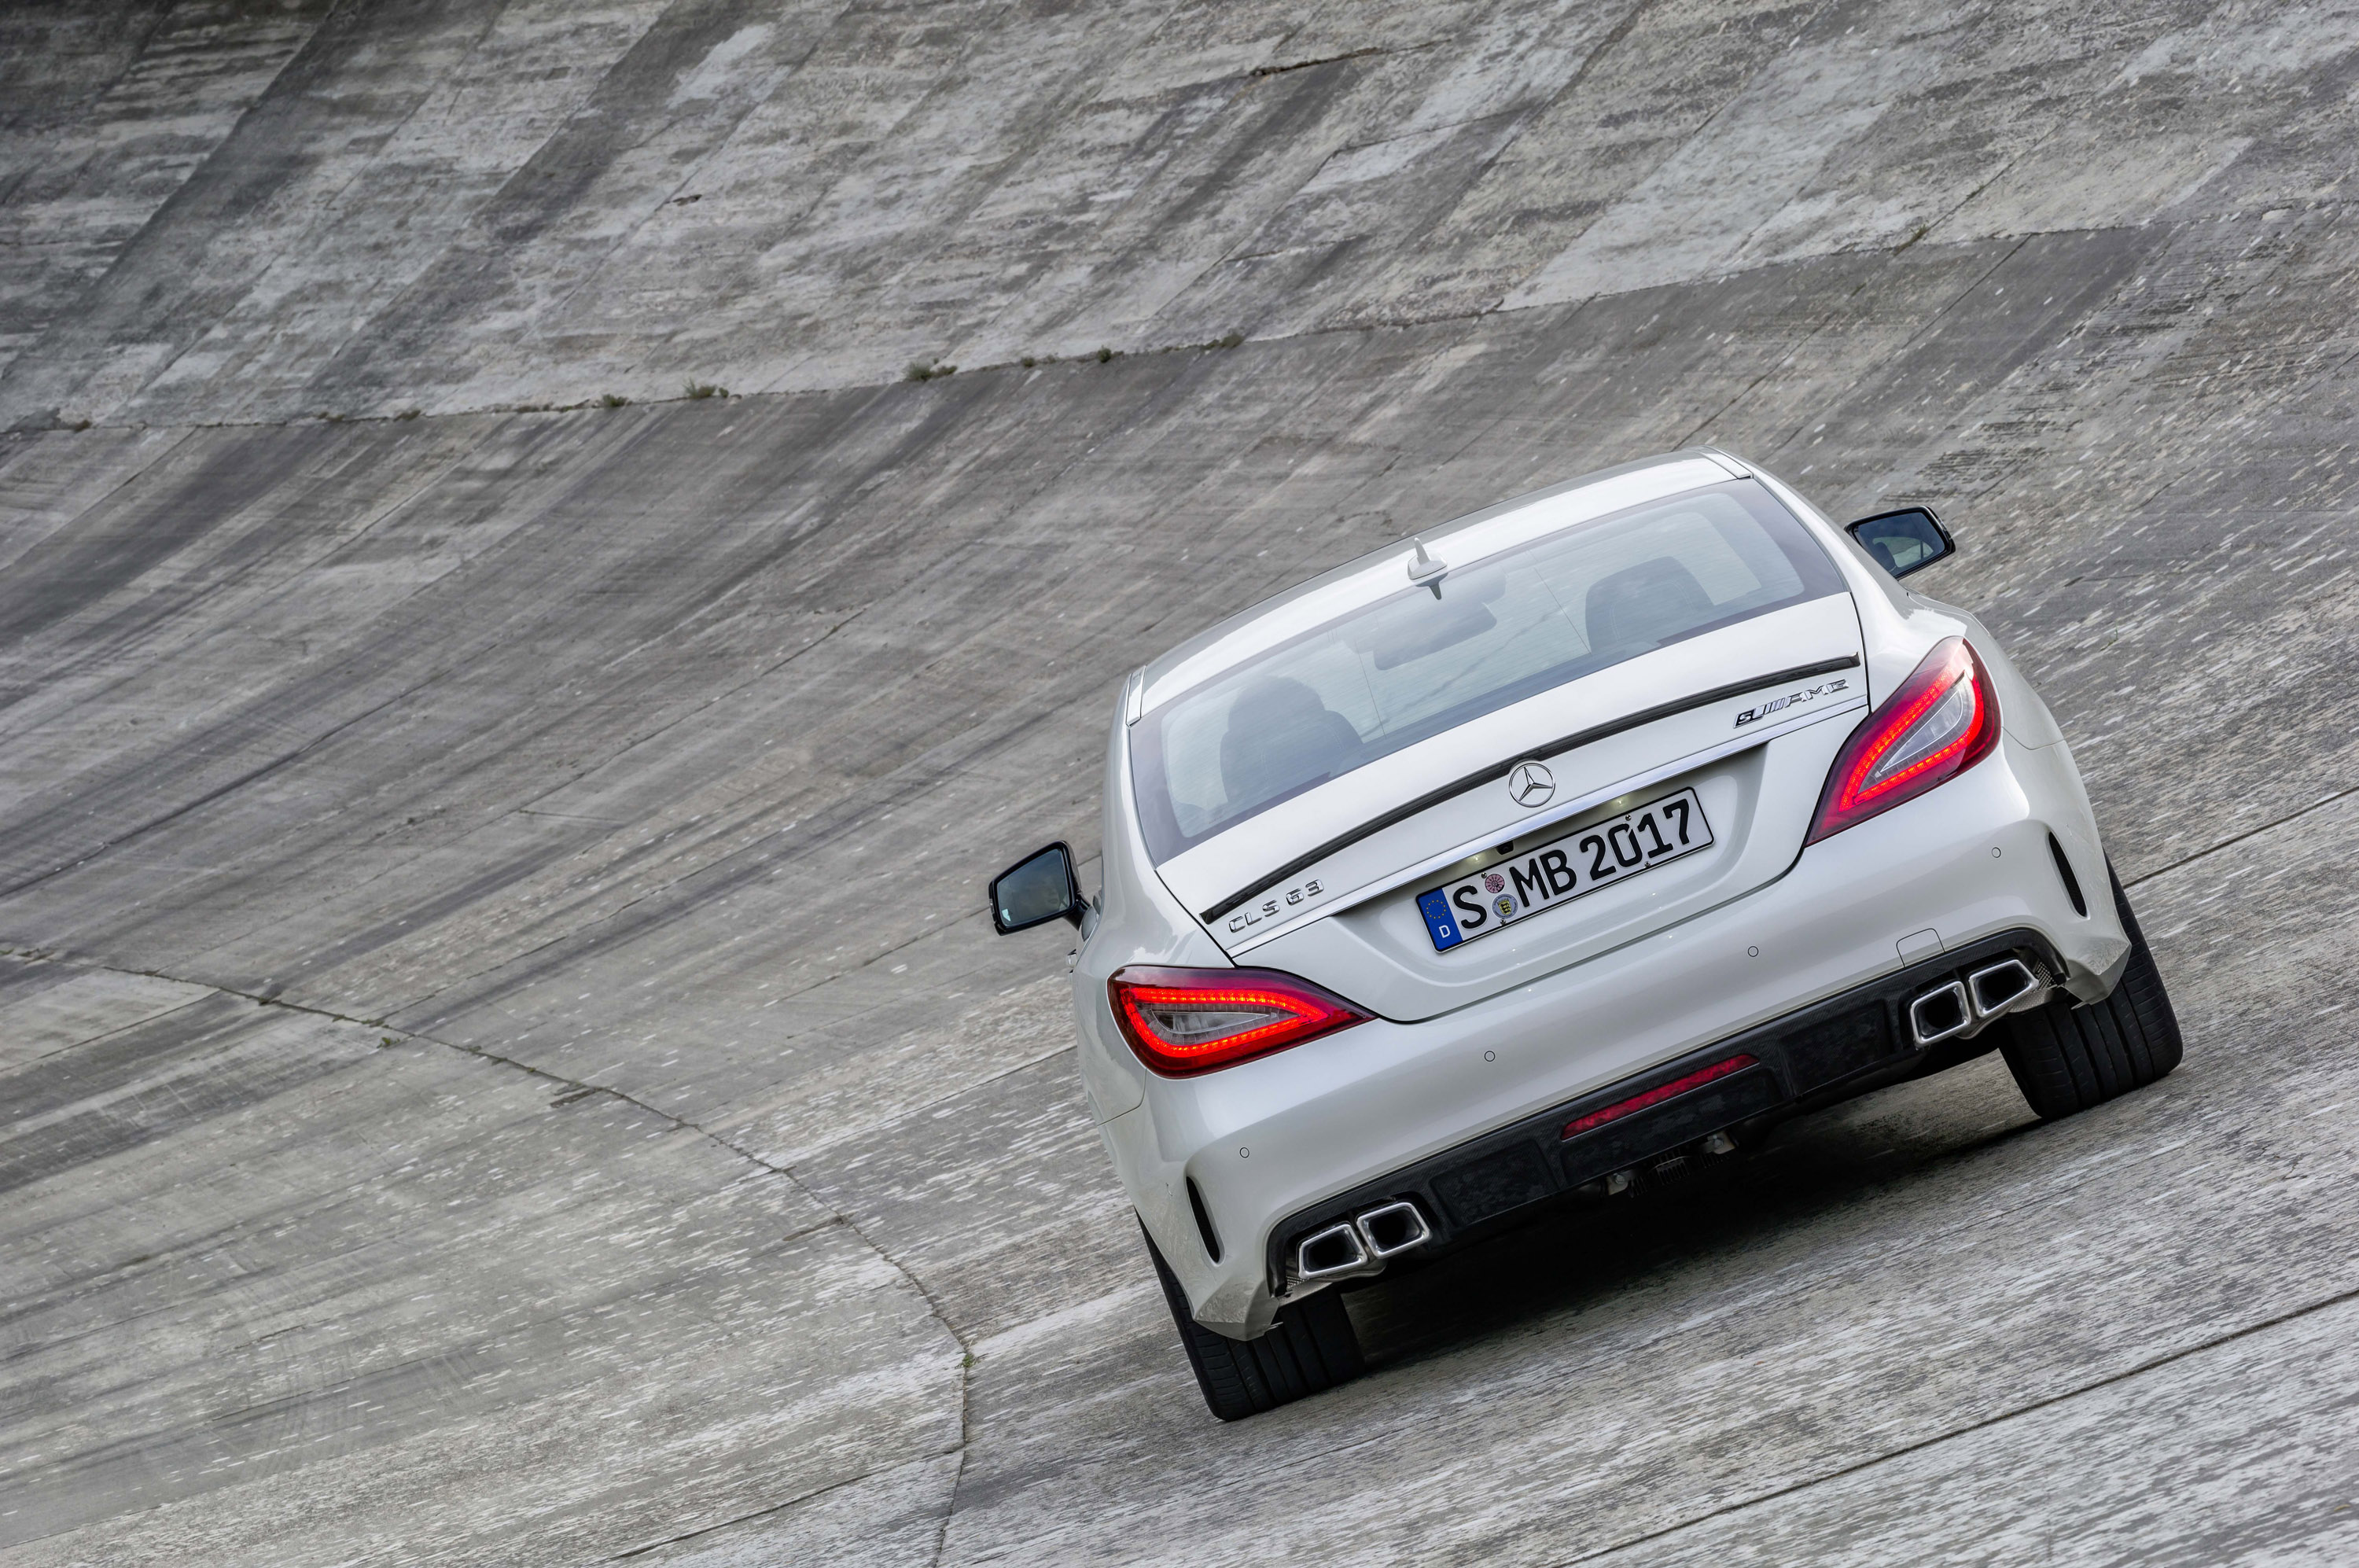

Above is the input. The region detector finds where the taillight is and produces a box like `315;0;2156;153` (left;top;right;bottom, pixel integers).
1807;636;2000;844
1108;966;1372;1076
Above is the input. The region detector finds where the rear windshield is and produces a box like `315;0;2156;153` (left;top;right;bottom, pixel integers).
1130;479;1843;863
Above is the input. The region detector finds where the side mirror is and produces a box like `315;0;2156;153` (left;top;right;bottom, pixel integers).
1846;506;1956;578
989;841;1085;933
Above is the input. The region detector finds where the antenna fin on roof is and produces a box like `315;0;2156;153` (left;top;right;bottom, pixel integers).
1406;538;1448;598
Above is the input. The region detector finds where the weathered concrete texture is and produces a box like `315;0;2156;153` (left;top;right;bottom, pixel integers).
4;1;2358;425
3;0;2359;1563
0;956;962;1563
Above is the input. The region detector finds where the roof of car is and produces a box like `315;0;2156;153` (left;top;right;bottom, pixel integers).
1135;448;1752;718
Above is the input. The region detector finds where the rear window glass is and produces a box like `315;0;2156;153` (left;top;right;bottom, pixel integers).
1130;479;1842;863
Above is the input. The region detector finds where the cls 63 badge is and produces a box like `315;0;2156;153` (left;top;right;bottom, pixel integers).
1227;878;1324;933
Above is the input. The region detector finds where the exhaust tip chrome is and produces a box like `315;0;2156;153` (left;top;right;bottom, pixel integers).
1967;958;2047;1020
1908;980;1974;1047
1354;1200;1431;1260
1294;1221;1373;1283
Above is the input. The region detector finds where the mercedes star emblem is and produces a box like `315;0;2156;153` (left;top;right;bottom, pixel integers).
1507;760;1555;808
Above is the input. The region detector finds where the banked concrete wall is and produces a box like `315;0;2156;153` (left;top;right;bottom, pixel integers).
6;0;2355;429
4;2;2359;1564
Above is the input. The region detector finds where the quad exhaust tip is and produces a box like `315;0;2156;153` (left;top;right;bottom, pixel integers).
1967;958;2046;1019
1294;1199;1434;1283
1910;959;2053;1048
1908;980;1974;1047
1294;1221;1370;1283
1356;1200;1431;1260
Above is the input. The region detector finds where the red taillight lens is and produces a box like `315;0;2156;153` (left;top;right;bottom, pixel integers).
1806;637;2000;845
1108;966;1373;1076
1563;1053;1758;1138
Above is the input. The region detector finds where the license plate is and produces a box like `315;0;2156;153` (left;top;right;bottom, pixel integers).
1415;787;1713;952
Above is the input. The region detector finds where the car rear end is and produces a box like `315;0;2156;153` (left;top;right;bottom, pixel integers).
1069;451;2131;1341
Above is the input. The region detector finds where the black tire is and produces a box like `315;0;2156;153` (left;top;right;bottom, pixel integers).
1143;1223;1364;1421
2000;864;2184;1120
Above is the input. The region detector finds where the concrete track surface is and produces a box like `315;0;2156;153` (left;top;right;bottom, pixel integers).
4;2;2357;1562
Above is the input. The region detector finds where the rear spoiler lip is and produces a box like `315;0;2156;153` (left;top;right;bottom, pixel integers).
1198;654;1861;926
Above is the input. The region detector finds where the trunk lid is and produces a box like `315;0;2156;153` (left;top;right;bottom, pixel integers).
1155;594;1866;1019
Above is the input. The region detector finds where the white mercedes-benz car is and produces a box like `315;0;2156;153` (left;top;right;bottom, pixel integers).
989;449;2181;1420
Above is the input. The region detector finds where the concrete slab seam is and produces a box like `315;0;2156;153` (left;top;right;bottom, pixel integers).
1551;1276;2359;1566
35;192;2293;439
419;7;859;376
101;5;511;423
2122;781;2359;892
0;944;981;1532
606;1448;935;1562
1686;237;2032;455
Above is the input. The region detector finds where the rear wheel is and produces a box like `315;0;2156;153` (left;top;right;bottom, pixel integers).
1143;1223;1364;1421
2000;865;2184;1119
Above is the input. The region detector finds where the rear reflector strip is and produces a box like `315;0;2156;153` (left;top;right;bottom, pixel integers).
1563;1053;1760;1139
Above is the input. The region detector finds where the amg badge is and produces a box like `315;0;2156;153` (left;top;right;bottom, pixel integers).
1735;676;1850;728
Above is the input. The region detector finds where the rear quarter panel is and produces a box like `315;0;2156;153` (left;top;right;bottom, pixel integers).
1072;699;1229;1124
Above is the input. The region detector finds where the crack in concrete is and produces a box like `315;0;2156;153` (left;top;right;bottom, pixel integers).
931;1360;975;1568
1251;46;1391;78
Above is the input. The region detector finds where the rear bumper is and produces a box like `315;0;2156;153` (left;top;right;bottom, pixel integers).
1262;928;2062;1293
1106;734;2129;1337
